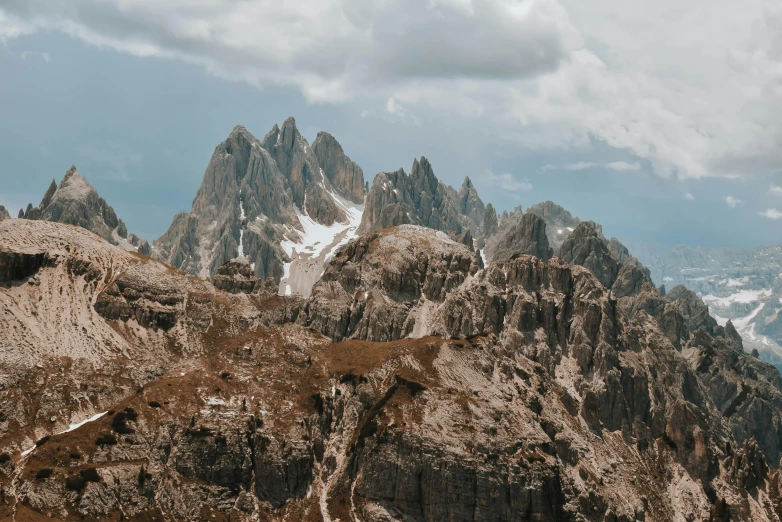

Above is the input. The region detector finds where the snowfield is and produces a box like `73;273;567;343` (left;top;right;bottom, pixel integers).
278;179;364;297
701;288;772;307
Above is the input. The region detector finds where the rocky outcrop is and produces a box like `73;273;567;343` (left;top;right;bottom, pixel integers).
527;201;581;250
558;221;620;288
312;131;366;204
483;202;498;238
608;237;649;276
358;158;483;237
0;251;52;283
211;258;277;294
666;285;719;334
456;176;485;232
299;225;480;342
483;212;553;262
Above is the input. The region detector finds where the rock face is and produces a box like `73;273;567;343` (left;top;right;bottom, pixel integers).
483;202;498;238
211;258;277;294
484;211;553;262
18;166;151;254
527;200;581;250
558;221;620;288
299;225;481;342
312;131;366;204
358;157;483;237
153;118;365;298
5;218;782;521
456;176;485;231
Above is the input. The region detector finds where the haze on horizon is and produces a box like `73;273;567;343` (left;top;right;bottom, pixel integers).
1;0;782;255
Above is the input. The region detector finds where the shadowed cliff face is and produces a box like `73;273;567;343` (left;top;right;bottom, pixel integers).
4;216;782;521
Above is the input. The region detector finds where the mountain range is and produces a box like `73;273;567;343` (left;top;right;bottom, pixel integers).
3;117;782;521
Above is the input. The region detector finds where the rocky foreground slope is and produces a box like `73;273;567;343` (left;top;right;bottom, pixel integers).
3;218;782;521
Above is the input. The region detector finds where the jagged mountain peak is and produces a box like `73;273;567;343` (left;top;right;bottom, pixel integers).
16;166;150;254
155;117;364;295
484;211;552;262
62;164;79;179
359;157;483;237
51;166;96;203
228;123;256;140
39;178;58;209
410;156;438;193
457;174;485;230
312;130;365;204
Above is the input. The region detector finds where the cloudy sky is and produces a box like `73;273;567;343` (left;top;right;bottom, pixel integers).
1;0;782;254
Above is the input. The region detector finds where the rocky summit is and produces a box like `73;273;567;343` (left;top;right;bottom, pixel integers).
152;118;365;298
16;166;150;255
3;117;782;522
358;157;485;238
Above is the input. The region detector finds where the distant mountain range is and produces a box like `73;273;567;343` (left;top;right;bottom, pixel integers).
637;245;782;371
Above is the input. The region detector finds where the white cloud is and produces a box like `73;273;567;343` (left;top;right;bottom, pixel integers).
685;192;694;201
759;208;782;219
605;161;640;171
563;161;598;170
771;185;782;195
482;170;533;192
558;160;640;171
19;50;50;62
384;97;420;125
2;0;782;180
725;196;743;208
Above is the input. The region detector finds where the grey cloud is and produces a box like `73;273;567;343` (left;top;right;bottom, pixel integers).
0;0;575;98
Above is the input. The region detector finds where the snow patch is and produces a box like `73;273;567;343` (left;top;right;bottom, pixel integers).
726;276;749;287
278;184;363;297
701;288;771;307
21;411;107;456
